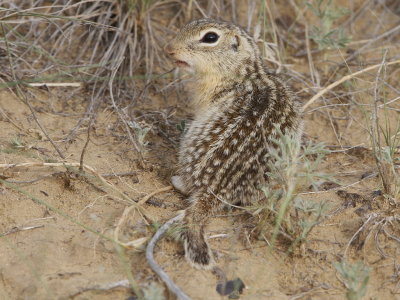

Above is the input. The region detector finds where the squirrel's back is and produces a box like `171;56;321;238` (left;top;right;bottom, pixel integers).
165;18;300;269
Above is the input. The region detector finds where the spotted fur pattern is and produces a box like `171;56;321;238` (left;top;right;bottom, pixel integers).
167;19;300;269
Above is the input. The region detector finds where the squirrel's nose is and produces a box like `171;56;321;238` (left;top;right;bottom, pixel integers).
164;44;175;56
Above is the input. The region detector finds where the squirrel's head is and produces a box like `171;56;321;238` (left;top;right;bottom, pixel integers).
165;19;261;77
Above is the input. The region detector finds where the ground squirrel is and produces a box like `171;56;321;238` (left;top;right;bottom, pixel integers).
147;19;300;275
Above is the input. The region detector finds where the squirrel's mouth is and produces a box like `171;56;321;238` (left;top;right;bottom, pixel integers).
175;60;190;68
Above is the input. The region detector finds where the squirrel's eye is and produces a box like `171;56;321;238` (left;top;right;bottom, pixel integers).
200;32;219;43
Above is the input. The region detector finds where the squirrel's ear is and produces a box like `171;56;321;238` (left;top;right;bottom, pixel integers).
231;35;240;51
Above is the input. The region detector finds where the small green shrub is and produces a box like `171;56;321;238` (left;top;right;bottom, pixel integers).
307;0;351;50
334;261;369;300
253;125;331;250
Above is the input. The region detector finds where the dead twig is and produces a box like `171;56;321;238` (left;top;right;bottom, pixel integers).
69;279;130;298
3;171;63;184
339;23;400;68
113;186;173;248
79;117;93;171
27;82;81;87
303;59;400;111
138;186;173;205
113;204;149;249
108;58;144;167
102;172;138;177
344;213;378;259
0;225;44;237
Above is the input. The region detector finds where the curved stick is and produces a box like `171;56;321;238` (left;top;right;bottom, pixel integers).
146;213;192;300
302;59;400;111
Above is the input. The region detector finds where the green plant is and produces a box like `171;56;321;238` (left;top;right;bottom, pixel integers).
254;125;331;249
289;197;330;251
128;121;150;151
10;136;25;149
334;261;369;300
143;282;165;300
1;137;41;160
307;0;351;50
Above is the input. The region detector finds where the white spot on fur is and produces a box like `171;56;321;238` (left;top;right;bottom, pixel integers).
213;127;222;134
245;82;253;92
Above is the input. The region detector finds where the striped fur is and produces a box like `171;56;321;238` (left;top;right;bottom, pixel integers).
166;19;300;269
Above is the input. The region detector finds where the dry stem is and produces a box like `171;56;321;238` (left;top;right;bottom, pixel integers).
138;186;173;205
303;59;400;111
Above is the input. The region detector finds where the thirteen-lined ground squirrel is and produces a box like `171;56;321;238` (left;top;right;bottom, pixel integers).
160;19;300;270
